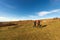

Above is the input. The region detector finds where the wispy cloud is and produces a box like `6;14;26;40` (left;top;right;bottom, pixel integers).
0;1;15;9
0;16;32;22
28;15;39;20
38;9;60;16
0;17;19;22
29;15;38;18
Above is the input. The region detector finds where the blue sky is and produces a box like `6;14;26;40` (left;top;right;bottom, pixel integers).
0;0;60;21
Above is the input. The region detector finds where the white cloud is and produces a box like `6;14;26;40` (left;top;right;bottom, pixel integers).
0;17;19;22
38;11;50;16
50;9;60;12
38;9;60;16
0;16;34;22
28;15;48;20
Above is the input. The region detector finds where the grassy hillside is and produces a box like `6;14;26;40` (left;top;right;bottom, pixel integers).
0;18;60;40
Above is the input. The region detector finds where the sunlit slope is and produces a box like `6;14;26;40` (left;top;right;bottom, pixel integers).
0;18;60;40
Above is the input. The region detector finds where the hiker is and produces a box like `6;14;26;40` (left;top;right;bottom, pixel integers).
38;20;41;27
36;20;38;27
33;20;41;27
33;20;36;27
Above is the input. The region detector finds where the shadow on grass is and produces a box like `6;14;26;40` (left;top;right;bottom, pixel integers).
33;25;47;28
42;25;47;28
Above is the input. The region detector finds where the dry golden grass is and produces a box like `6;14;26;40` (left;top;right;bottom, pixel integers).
0;18;60;40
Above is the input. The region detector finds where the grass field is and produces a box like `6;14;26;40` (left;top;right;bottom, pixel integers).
0;18;60;40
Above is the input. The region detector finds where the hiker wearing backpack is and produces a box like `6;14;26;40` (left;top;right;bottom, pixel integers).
33;20;41;27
